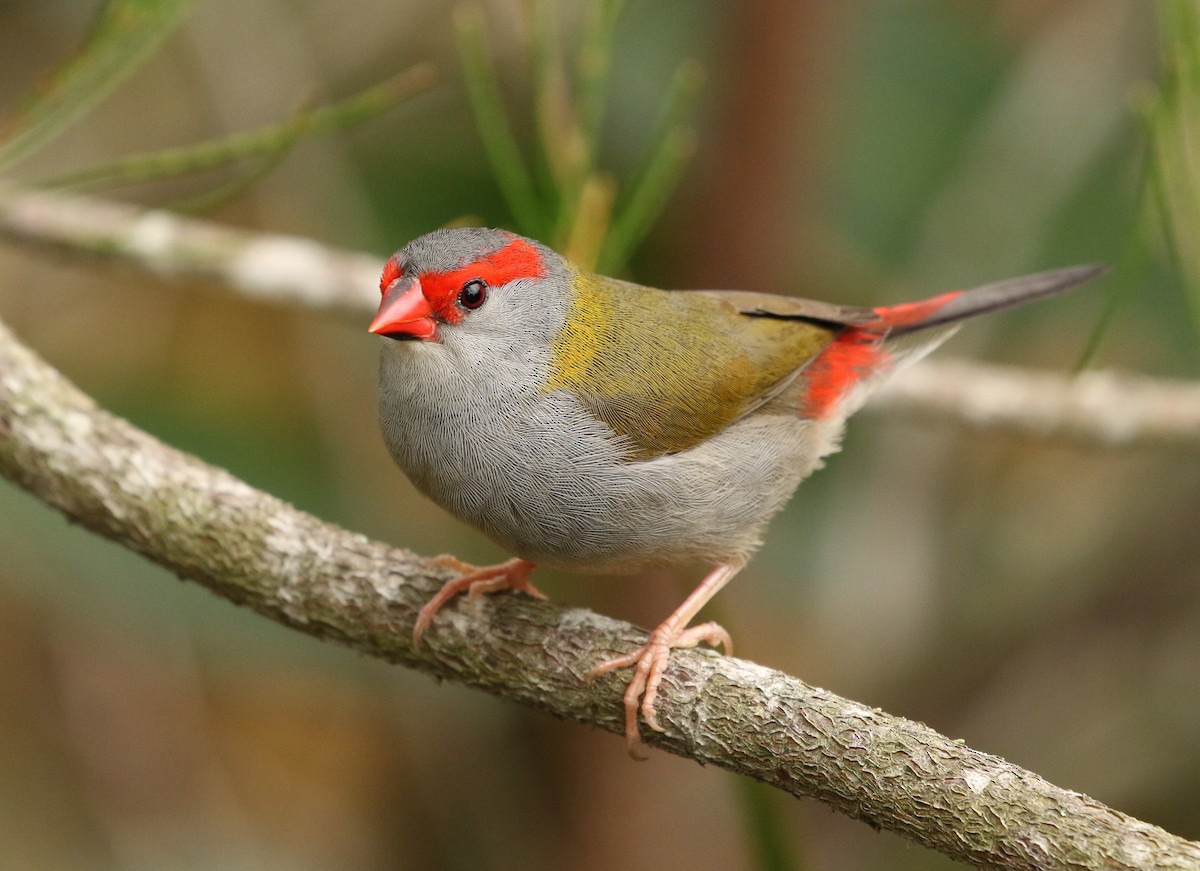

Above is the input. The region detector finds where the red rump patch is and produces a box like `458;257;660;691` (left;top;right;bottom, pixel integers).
802;289;965;418
802;329;887;419
419;237;547;324
871;289;962;327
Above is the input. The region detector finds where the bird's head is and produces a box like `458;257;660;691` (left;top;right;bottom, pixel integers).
369;228;567;349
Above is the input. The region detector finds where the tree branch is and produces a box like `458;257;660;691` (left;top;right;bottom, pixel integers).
0;186;381;315
2;187;1198;451
871;359;1200;449
1;316;1198;869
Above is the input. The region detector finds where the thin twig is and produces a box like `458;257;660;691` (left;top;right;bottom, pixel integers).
871;359;1200;449
36;64;437;193
0;186;380;315
0;0;193;170
0;315;1197;870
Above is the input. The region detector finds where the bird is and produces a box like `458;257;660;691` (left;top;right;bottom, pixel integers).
368;227;1103;756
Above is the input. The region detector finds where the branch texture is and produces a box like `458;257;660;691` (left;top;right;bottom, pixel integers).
0;186;380;315
1;318;1198;870
2;187;1199;450
872;359;1200;449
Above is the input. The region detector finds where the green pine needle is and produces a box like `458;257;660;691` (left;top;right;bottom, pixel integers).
0;0;193;171
458;0;699;272
455;3;548;239
1143;0;1200;347
37;65;436;195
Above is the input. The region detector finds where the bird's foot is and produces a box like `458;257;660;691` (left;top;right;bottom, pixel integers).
589;619;732;759
413;557;543;645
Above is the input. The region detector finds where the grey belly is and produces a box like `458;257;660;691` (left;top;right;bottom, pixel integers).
385;392;827;574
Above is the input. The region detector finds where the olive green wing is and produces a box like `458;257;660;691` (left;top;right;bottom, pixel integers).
543;275;856;460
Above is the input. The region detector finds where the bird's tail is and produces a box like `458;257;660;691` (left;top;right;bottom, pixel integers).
872;263;1108;336
800;264;1106;420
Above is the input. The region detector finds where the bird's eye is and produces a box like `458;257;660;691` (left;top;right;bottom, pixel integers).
458;278;488;310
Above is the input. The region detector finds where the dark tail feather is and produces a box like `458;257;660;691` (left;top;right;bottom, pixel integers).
801;263;1106;420
884;263;1108;336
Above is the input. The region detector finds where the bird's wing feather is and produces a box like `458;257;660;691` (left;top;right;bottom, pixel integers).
693;289;876;326
544;266;1106;460
543;276;840;460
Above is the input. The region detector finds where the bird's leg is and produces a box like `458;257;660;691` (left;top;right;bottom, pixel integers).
589;563;741;758
413;557;543;645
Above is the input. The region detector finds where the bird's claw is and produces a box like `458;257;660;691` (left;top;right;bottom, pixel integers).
590;620;732;758
413;557;542;645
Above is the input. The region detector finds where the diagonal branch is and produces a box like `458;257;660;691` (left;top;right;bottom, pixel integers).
1;316;1198;869
2;187;1199;451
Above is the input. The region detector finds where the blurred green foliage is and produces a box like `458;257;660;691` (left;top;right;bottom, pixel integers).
0;3;1197;871
453;0;700;271
0;0;435;213
1145;0;1200;343
0;0;192;169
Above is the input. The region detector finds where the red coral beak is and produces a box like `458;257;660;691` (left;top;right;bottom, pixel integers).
369;277;437;340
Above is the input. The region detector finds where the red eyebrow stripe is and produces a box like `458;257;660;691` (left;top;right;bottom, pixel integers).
420;237;547;323
379;255;404;292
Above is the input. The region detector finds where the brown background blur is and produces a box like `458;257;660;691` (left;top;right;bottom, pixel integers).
1;1;1196;869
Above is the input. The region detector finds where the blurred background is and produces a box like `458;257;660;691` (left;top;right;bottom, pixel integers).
0;1;1197;869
